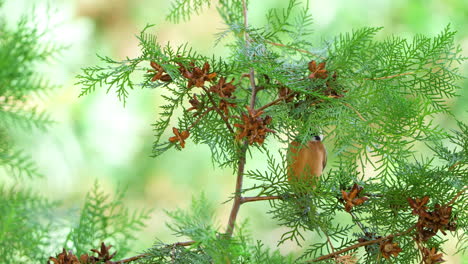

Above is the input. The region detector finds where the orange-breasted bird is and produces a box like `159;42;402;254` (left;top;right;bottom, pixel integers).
287;135;327;185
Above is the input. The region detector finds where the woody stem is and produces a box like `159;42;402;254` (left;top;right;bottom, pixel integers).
225;0;257;238
225;143;248;237
341;102;367;122
240;195;282;204
249;70;257;108
187;107;215;130
243;0;257;110
109;253;148;263
307;225;416;262
348;211;368;235
266;41;326;60
201;87;234;134
109;241;195;263
447;187;467;206
365;72;414;80
257;93;297;112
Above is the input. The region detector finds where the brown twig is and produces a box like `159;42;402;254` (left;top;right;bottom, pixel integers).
447;187;467;206
241;0;258;109
110;253;148;264
249;69;257;108
187;107;215;130
201;87;235;134
257;93;297;112
342;102;366;122
266;41;326;60
349;211;368;235
225;0;258;238
242;0;248;42
448;161;461;171
240;195;282;204
306;225;416;262
171;241;196;247
226;143;248;237
363;193;384;198
109;241;195;263
320;228;336;253
365;72;414;80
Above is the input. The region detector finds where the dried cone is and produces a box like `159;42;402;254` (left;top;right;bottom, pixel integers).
234;106;274;145
341;184;368;212
79;254;93;264
427;204;453;235
219;99;236;115
421;247;445;264
169;127;190;148
48;249;81;264
187;94;202;112
408;196;430;216
379;238;402;259
148;61;172;82
408;196;457;241
179;62;217;88
308;60;328;79
91;242;116;262
209;77;236;98
278;86;295;102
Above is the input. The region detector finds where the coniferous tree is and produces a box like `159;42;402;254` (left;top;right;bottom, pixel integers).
0;2;149;263
0;3;59;262
0;0;466;263
74;0;467;263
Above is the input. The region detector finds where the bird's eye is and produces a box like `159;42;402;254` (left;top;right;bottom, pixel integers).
314;135;321;141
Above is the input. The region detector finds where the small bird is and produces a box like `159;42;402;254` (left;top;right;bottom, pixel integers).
287;135;327;186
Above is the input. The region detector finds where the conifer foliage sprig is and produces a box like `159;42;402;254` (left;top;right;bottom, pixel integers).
0;187;58;263
63;182;151;259
75;0;466;263
0;3;64;263
0;4;59;179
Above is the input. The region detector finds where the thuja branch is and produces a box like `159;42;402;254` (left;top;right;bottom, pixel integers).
240;195;282;204
448;161;462;171
225;0;258;238
226;143;248;237
266;41;326;59
307;226;416;262
109;253;147;264
243;0;257;110
248;70;257;108
187;107;215;130
257;93;297;112
349;211;368;234
341;102;367;122
365;72;414;80
447;187;467;206
201;87;235;134
109;241;195;264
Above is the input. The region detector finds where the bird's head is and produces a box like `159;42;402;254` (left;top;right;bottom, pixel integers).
311;134;323;142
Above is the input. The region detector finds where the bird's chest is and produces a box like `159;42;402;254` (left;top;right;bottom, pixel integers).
288;141;324;179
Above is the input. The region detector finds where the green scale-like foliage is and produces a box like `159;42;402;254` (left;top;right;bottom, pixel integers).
0;3;60;263
0;187;57;263
77;0;467;263
63;181;151;259
0;2;152;263
0;6;58;179
78;24;243;167
134;194;294;264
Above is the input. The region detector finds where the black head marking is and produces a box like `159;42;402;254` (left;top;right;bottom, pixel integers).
313;135;321;141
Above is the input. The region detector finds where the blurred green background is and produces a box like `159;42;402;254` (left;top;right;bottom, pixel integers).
2;0;467;262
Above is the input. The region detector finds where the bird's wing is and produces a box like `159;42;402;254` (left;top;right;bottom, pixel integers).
322;145;327;170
